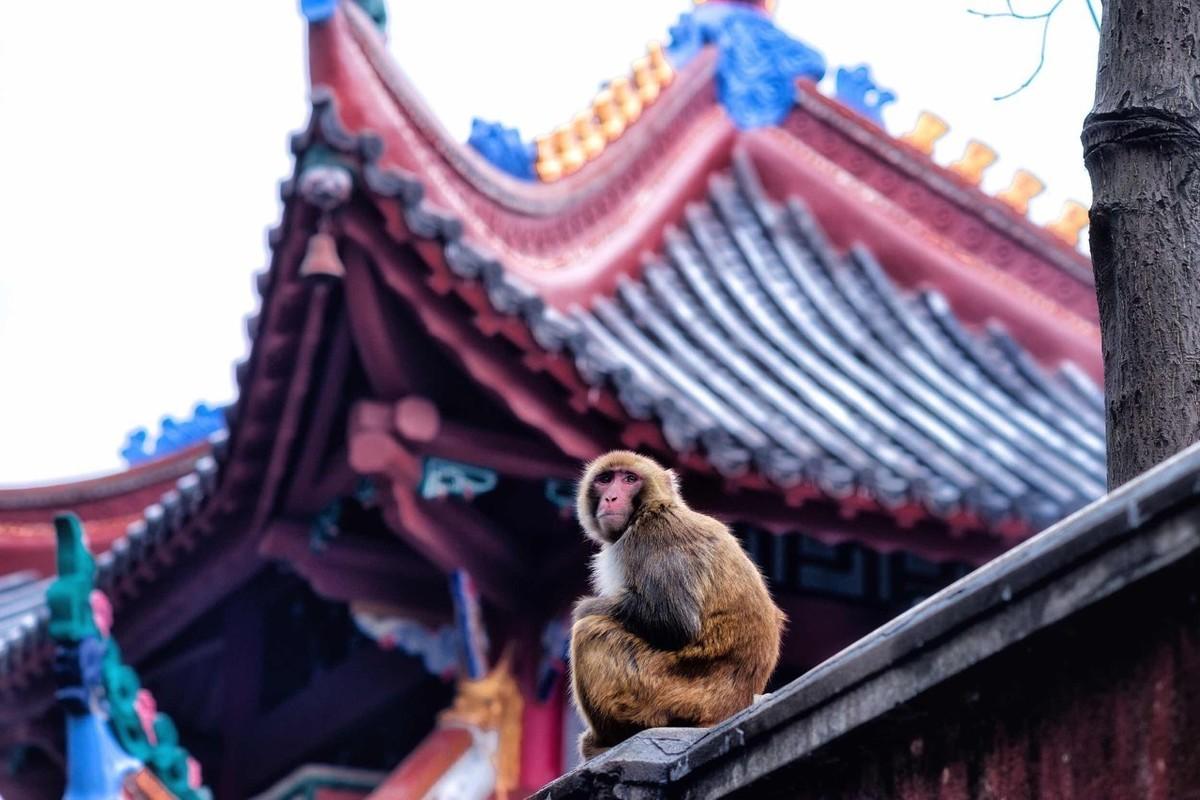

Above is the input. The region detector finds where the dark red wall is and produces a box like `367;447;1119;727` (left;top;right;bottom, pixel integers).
735;556;1200;800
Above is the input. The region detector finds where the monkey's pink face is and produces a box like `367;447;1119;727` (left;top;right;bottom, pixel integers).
592;468;643;538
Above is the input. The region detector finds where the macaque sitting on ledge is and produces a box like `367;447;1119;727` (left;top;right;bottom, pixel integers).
569;451;785;759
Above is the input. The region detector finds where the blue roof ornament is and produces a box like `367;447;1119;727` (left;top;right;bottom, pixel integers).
120;403;225;467
666;2;825;129
300;0;387;33
834;64;896;127
300;0;338;23
468;118;536;181
63;710;144;800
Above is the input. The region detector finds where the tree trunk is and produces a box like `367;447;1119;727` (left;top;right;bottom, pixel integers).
1083;0;1200;488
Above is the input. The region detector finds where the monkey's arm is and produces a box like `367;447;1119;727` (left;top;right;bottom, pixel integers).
612;544;703;650
572;595;618;624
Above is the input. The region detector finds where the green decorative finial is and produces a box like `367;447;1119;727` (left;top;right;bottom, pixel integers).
47;513;99;643
47;512;213;800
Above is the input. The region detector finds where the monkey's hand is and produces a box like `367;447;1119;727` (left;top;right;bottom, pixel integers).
572;595;618;624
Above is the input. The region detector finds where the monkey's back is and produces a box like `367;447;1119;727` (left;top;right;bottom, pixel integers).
680;510;783;701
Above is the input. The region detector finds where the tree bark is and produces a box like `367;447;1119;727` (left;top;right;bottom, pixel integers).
1083;0;1200;488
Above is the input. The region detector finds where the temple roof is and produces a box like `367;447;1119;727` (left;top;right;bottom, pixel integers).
558;154;1105;529
305;0;1100;374
0;0;1109;711
346;139;1105;531
288;0;1108;533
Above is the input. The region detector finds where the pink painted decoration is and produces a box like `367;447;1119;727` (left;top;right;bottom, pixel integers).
89;590;113;639
134;689;158;745
187;756;204;789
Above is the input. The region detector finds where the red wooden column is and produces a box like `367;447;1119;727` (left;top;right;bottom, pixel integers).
518;663;566;792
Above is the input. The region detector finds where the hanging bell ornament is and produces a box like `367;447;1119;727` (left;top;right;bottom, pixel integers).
299;225;345;279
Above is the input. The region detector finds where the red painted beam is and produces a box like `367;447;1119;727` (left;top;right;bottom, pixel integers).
282;311;359;517
259;520;452;623
519;668;566;790
348;406;531;611
366;727;474;800
339;221;611;462
389;395;579;480
251;280;337;532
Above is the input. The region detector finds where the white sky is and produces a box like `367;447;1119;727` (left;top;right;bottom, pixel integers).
0;1;1099;486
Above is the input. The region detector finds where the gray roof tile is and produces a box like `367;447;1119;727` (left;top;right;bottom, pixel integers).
560;154;1106;528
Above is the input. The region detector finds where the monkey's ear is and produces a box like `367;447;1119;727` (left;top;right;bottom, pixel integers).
664;468;682;497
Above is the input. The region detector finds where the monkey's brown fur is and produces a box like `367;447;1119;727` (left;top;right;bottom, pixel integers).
569;451;785;759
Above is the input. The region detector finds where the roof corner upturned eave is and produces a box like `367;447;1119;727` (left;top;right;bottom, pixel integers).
304;2;740;308
0;443;212;577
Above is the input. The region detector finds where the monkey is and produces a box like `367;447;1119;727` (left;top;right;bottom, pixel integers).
568;450;785;760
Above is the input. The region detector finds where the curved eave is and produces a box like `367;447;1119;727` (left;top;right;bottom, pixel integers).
0;442;209;508
0;172;340;693
306;3;738;306
307;5;1100;381
0;442;222;694
0;444;211;576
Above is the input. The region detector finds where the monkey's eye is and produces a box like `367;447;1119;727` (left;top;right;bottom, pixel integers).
623;472;639;484
595;471;614;484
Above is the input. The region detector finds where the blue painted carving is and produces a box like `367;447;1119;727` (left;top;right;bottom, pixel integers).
54;637;108;713
50;514;211;800
55;631;143;799
63;710;143;800
353;612;461;678
665;2;825;129
468;118;536;181
309;499;341;552
544;480;576;514
450;570;490;680
354;476;378;507
536;618;571;701
834;64;896;126
120;403;225;466
419;457;498;500
309;479;376;551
